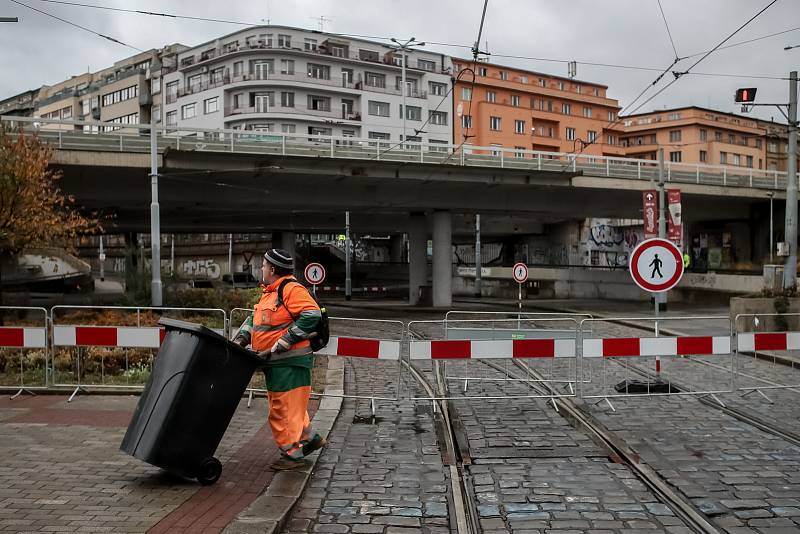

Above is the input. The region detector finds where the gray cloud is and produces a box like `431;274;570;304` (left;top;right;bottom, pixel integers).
1;0;798;122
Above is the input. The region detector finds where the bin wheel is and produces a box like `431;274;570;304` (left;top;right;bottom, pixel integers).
196;457;222;485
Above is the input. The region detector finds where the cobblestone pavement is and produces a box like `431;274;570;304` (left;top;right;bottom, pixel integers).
0;394;317;533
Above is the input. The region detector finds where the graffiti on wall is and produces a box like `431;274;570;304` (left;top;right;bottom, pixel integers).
585;221;643;268
529;245;568;266
589;224;640;250
182;259;222;279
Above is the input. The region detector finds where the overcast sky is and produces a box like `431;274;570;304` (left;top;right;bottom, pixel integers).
1;0;798;122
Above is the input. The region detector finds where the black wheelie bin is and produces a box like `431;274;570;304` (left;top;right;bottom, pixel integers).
120;317;264;485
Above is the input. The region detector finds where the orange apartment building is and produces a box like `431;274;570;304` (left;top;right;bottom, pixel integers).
451;59;624;157
620;107;767;168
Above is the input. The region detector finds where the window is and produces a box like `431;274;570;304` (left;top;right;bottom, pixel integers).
478;67;487;76
594;88;600;96
740;136;748;146
61;106;72;119
151;77;161;94
281;92;294;107
166;110;177;126
429;140;448;152
539;78;546;87
359;49;380;62
768;141;778;152
341;68;353;85
538;99;552;112
309;126;330;136
587;131;597;143
392;53;408;67
152;105;161;123
756;139;763;149
700;150;707;162
499;71;508;80
429;111;448;126
402;105;422;121
728;133;736;144
280;59;295;75
514;120;525;134
669;151;681;162
486;91;496;103
733;154;741;166
720;152;727;164
575;84;582;93
330;45;346;58
101;85;138;106
211;68;225;84
511;95;520;107
187;74;202;90
253;92;274;111
490;144;502;156
308;95;331;112
562;103;571;115
368;100;390;117
365;72;386;88
307;63;330;80
669;130;682;142
582;106;592;118
489;116;502;131
203;97;218;114
418;59;436;71
253;60;274;79
715;131;723;141
429;82;446;96
234;62;244;77
520;75;528;83
566;127;576;141
558;81;565;90
369;131;390;140
667;112;681;120
608;111;616;121
746;155;753;168
181;103;196;120
514;146;526;158
606;134;616;145
699;129;707;141
277;34;291;48
104;112;138;129
461;115;472;128
461;87;472;101
281;124;296;133
304;38;317;51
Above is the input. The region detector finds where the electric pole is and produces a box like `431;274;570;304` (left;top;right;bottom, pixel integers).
784;71;798;289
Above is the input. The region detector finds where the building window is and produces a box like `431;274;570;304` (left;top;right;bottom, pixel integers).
478;67;487;76
151;77;161;94
253;60;274;79
608;111;616;121
330;45;346;57
728;133;736;144
499;71;508;80
461;115;472;128
587;131;597;143
418;59;436;71
669;130;682;142
402;105;422;121
489;116;502;131
461;87;472;101
562;103;571;115
486;91;496;103
233;62;244;77
558;81;565;90
575;84;582;93
368;131;390;140
304;38;317;51
278;34;291;48
307;63;330;80
368;100;390;117
700;150;707;162
582;106;592;118
280;59;294;75
667;112;681;120
187;74;202;90
101;85;138;106
699;129;707;141
166;110;177;126
152;105;161;123
520;75;528;84
359;49;380;62
733;154;741;166
61;106;72;119
768;141;778;152
746;155;753;168
490;144;502;156
203;97;218;114
210;67;224;84
756;138;763;149
566;127;576;141
606;135;615;145
181;103;196;120
539;78;546;87
514;120;525;134
511;95;520;107
594;88;600;97
740;135;748;146
429;139;448;152
429;82;447;96
308;95;331;112
669;151;681;162
281;92;294;107
281;124;296;133
365;72;386;88
715;131;723;141
514;146;525;158
253;91;274;111
429;111;448;126
720;152;727;164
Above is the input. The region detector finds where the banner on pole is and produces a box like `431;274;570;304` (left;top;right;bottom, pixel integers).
643;190;657;238
667;189;682;242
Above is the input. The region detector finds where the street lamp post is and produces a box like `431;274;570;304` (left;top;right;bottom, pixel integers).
389;37;425;147
767;191;774;263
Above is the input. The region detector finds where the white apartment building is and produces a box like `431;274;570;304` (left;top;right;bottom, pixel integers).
157;26;454;144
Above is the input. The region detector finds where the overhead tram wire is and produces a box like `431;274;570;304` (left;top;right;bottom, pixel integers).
657;0;681;61
9;0;143;51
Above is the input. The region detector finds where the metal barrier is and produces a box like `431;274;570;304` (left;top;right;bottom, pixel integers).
407;317;580;401
578;316;733;410
50;306;227;401
0;307;49;398
734;313;800;402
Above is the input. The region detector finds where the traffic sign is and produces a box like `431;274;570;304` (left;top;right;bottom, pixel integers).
512;263;529;284
629;238;683;293
304;263;326;285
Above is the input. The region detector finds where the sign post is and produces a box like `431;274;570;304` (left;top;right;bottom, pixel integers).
304;262;326;296
512;262;529;325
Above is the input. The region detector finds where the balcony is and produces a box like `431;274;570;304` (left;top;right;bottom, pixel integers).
224;103;362;122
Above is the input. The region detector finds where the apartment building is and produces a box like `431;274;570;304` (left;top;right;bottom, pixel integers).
451;59;623;156
158;26;453;143
34;45;184;131
754;118;797;172
620;107;767;169
0;88;39;117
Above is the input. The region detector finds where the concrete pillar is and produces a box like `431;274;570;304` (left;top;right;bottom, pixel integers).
408;213;427;305
280;231;296;259
432;210;452;308
390;235;405;263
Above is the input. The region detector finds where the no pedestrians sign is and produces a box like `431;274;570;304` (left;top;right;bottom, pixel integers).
629;238;683;293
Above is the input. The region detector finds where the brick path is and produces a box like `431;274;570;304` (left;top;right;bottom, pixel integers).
0;394;317;533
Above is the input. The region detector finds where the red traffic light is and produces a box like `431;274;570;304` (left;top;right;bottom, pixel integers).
735;88;757;103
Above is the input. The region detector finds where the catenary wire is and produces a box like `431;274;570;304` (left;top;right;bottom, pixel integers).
657;0;681;60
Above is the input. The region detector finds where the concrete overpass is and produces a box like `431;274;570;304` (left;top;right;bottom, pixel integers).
3;117;794;305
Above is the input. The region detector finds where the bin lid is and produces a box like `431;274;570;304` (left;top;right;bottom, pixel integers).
158;317;264;363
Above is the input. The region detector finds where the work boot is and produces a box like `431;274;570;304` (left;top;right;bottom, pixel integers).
279;444;305;462
301;433;326;456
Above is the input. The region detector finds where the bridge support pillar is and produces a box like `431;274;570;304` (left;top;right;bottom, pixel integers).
272;231;297;261
390;235;405;263
408;213;427;305
432;210;452;308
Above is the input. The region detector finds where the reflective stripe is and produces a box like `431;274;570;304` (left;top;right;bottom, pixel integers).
270;346;314;361
253;322;292;333
289;325;308;339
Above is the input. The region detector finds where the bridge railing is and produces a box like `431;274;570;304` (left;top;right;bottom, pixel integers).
1;115;792;191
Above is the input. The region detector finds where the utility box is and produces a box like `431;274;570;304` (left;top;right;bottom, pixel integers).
777;242;790;257
763;264;784;292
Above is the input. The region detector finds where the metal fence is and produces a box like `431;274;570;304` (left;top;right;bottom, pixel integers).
734;313;800;402
0;307;49;398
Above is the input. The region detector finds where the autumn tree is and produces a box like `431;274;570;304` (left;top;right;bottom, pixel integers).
0;124;102;293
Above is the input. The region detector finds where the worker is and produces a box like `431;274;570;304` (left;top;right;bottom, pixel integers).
234;248;324;462
683;251;691;270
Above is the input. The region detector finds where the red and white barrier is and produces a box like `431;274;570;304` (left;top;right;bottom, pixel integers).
410;338;576;360
316;336;400;360
582;335;731;358
54;326;165;348
737;332;800;352
0;327;47;348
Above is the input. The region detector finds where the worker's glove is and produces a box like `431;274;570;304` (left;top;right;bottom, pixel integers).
233;335;249;348
271;338;291;354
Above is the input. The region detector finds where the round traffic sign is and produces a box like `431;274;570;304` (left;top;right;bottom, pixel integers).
304;262;326;285
512;262;529;284
629;238;683;293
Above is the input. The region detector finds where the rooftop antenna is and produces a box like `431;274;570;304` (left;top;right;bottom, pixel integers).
261;0;270;25
310;15;332;31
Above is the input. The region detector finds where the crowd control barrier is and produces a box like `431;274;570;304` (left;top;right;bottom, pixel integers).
50;306;227;401
734;313;800;402
0;307;49;398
